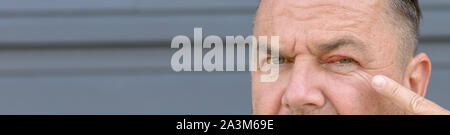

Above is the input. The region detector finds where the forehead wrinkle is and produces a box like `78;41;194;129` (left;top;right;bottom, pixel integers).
280;1;379;33
259;0;387;59
286;3;368;22
315;36;368;55
262;40;292;58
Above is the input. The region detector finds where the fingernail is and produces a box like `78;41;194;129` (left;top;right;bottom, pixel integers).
372;75;386;90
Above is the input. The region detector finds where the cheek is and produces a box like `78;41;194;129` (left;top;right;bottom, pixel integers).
323;74;382;114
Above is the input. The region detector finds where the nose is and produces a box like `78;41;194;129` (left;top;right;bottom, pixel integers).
281;58;326;112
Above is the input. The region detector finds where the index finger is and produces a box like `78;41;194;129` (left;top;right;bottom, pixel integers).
371;75;449;115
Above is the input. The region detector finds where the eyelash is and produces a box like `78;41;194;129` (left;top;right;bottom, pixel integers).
267;57;289;64
323;55;359;65
321;55;360;74
266;56;358;65
265;55;360;74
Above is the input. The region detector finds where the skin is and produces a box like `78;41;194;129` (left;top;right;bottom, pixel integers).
252;0;446;115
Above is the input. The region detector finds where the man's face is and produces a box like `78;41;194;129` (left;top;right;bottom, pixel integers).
252;0;410;114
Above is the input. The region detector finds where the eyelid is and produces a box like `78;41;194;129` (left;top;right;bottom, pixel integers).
279;57;295;64
319;54;364;75
324;55;360;65
267;54;294;63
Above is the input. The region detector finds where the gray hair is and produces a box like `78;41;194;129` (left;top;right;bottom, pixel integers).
388;0;422;56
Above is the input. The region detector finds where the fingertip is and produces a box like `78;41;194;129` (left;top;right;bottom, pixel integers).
372;75;386;91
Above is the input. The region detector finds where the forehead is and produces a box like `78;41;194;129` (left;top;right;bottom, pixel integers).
256;0;386;33
256;0;385;21
254;0;392;55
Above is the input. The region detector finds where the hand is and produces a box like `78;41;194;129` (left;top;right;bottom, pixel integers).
371;75;450;115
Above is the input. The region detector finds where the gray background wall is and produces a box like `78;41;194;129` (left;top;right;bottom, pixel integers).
0;0;448;114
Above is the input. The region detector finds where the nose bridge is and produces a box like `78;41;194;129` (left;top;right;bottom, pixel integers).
282;57;325;110
286;57;314;95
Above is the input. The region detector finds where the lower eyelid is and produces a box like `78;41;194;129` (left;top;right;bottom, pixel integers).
323;62;359;74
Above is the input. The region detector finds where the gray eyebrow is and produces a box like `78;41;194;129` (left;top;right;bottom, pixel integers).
317;37;367;53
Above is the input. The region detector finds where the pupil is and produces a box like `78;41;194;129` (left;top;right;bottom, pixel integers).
272;58;285;64
279;58;285;64
339;58;351;64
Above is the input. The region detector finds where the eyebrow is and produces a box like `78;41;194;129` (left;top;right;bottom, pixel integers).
317;36;368;54
263;45;286;57
263;36;369;58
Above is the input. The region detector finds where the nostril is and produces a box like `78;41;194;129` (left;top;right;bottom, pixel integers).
283;100;291;109
303;103;317;108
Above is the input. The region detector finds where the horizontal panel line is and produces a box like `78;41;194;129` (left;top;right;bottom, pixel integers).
0;67;250;77
0;40;171;49
0;7;256;18
431;62;450;70
421;4;450;11
419;35;450;44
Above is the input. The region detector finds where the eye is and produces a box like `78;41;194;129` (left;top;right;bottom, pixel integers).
268;57;287;64
325;56;358;65
338;58;354;64
322;56;359;74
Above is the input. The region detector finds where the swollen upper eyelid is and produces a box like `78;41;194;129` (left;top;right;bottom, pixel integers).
326;55;361;65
